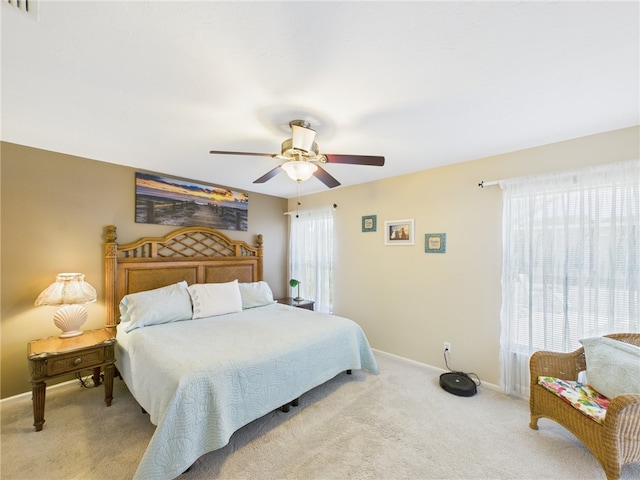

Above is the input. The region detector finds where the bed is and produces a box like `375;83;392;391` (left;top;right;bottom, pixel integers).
103;225;378;480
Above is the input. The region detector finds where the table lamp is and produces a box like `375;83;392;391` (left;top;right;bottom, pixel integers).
34;273;97;338
289;278;303;301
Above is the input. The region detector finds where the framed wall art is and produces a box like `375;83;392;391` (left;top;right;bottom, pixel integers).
135;172;248;231
425;233;446;253
384;219;414;245
362;215;377;232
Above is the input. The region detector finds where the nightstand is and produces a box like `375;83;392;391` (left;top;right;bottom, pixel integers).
27;328;116;431
276;297;315;311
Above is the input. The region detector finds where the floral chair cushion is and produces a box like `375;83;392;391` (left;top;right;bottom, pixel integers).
538;376;610;425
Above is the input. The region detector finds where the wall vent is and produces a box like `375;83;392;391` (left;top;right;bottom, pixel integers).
4;0;38;17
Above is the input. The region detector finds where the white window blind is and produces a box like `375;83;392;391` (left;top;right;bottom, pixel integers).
499;159;640;397
288;206;335;313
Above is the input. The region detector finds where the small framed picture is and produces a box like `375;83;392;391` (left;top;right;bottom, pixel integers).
362;215;377;232
425;233;446;253
384;219;414;245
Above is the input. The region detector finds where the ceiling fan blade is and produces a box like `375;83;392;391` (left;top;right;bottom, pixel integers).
313;165;341;188
210;150;274;158
253;166;283;184
323;154;385;166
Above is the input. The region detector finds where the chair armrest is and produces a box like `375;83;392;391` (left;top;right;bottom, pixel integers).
606;394;640;422
604;394;640;439
529;348;587;387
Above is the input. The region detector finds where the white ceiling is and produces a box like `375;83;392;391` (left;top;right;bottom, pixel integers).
2;1;638;199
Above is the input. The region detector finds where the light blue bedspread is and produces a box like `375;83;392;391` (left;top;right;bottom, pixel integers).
116;303;378;480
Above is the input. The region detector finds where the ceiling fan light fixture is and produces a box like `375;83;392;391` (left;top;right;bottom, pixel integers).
210;119;384;189
282;161;318;182
291;122;316;153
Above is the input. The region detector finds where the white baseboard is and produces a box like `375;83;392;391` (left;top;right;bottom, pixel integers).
2;350;503;404
0;379;77;405
372;348;503;393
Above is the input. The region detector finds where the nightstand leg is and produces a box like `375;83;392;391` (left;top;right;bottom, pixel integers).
92;367;102;386
32;381;46;431
103;363;114;407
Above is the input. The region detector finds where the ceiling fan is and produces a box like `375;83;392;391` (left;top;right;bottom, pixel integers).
210;120;385;188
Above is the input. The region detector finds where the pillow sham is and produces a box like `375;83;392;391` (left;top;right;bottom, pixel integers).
119;281;192;333
188;280;243;319
239;281;276;309
579;336;640;399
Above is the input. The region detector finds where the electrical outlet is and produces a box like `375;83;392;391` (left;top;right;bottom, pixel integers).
444;342;451;354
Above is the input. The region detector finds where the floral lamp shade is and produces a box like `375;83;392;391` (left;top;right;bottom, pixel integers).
35;273;97;338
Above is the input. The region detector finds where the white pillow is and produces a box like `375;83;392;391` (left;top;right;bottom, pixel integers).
239;281;276;309
119;281;192;333
579;336;640;399
188;280;243;319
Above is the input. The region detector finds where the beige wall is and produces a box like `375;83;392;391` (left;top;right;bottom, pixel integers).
290;126;640;386
2;127;637;398
0;142;289;398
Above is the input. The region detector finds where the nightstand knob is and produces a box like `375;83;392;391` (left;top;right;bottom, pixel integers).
74;357;82;365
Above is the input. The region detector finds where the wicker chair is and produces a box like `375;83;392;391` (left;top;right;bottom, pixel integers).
529;333;640;480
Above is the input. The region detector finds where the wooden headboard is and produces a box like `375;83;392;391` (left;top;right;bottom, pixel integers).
104;225;263;333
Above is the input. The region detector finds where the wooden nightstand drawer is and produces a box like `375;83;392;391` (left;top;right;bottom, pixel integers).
47;348;104;376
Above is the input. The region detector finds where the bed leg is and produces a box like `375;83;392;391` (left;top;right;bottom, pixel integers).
346;369;352;375
292;398;299;407
281;403;290;412
141;406;147;414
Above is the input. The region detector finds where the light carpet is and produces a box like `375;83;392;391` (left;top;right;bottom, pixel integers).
2;351;639;479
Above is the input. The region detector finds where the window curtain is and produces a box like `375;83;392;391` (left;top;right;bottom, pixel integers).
288;206;335;313
499;159;640;397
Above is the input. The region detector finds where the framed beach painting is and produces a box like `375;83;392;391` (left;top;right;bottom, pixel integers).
135;172;248;231
384;219;414;245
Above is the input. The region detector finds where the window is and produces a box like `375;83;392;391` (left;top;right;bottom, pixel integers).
499;160;639;397
288;206;335;313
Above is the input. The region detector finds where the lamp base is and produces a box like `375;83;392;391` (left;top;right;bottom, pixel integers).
294;297;304;301
53;304;88;338
58;329;84;338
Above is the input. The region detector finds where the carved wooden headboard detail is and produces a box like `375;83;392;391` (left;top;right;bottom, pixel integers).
104;225;263;333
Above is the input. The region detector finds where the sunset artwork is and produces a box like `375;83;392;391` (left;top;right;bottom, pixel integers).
135;172;248;231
